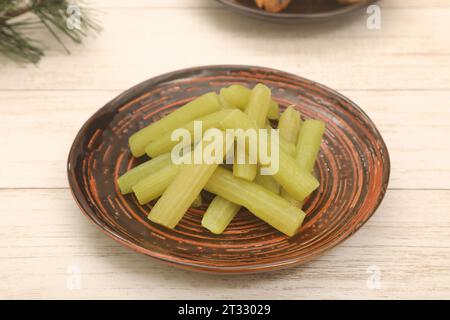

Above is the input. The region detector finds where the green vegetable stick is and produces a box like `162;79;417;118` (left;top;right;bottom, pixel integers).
273;149;319;202
280;189;303;207
284;119;325;207
254;174;281;194
233;157;258;181
296;119;326;173
220;85;279;120
132;163;179;205
220;85;250;108
255;123;281;193
117;152;172;194
220;109;298;162
232;158;256;184
278;106;303;203
205;167;306;237
148;163;219;228
278;106;302;145
218;92;234;109
233;84;271;181
262;126;299;200
268;101;280;120
148;133;226;229
220;108;257;131
201;196;241;234
279;138;296;156
204;169;281;235
264;122;296;156
129;92;221;157
145;109;232;158
203;171;282;235
245;83;272;128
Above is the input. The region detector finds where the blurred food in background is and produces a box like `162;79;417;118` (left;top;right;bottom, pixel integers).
253;0;362;13
255;0;291;13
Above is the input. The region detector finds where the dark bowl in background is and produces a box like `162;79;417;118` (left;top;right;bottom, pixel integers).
216;0;379;23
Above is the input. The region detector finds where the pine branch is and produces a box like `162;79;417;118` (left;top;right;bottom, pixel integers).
0;0;100;63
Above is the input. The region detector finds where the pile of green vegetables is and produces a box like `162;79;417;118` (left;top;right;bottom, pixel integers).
117;84;325;237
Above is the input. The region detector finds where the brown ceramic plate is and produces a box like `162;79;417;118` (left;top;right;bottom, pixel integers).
68;65;390;274
217;0;378;22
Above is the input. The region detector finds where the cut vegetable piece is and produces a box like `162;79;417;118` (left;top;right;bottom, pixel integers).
279;137;296;156
117;153;172;194
233;160;258;181
231;112;259;181
281;189;304;207
201;196;241;234
245;83;272;128
132;163;179;204
278;105;301;144
220;109;255;131
296;119;326;173
222;109;294;157
263;122;294;156
129;92;221;157
220;85;279;119
221;109;276;136
278;106;303;203
148;134;225;229
264;122;292;156
218;92;234;109
255;174;280;194
268;101;280;120
145;109;232;157
286;119;325;208
232;84;271;180
205;167;305;237
220;85;251;109
273;149;320;202
148;162;219;228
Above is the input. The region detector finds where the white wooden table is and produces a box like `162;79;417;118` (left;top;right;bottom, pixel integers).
1;0;450;299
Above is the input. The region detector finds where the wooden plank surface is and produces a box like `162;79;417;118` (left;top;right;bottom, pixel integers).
0;1;449;91
1;90;449;190
0;0;450;299
1;188;449;299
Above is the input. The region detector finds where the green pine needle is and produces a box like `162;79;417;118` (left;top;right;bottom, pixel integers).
0;0;100;63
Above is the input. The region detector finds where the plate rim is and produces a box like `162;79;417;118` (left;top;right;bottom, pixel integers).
216;0;379;22
67;64;391;274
